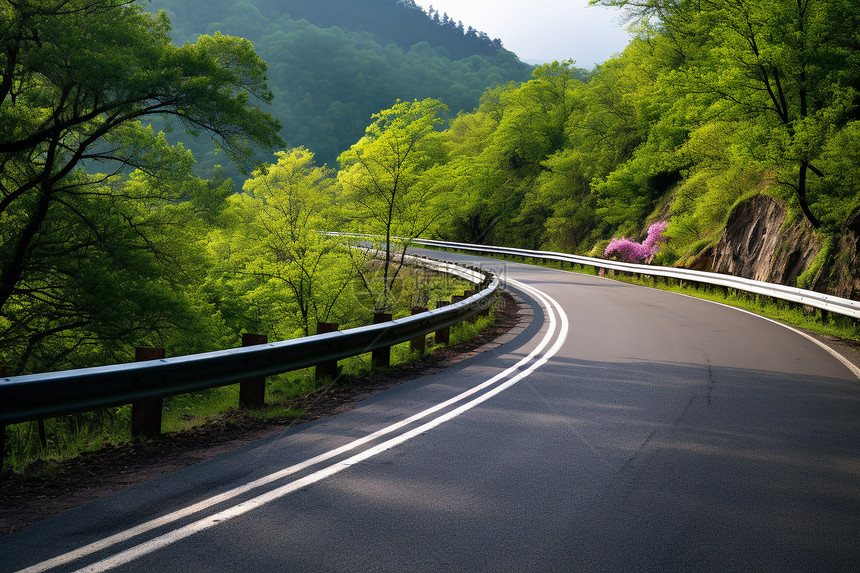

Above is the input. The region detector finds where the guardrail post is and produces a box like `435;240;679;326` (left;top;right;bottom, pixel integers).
0;366;5;471
315;322;339;381
132;347;165;439
410;307;428;354
479;293;492;317
451;294;473;323
240;334;268;409
372;313;392;368
435;300;450;345
463;292;482;323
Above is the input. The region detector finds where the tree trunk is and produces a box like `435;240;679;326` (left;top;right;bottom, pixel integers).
797;161;821;228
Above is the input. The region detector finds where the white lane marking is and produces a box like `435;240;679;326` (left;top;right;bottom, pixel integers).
17;280;568;573
670;292;860;382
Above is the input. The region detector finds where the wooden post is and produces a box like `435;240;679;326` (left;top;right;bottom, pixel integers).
479;295;492;317
315;322;339;381
435;300;450;345
410;307;428;354
240;334;268;409
372;313;392;368
462;292;482;323
0;366;5;472
132;347;165;439
37;419;47;452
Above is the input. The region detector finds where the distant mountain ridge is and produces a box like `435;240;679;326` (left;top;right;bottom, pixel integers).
148;0;532;170
252;0;505;58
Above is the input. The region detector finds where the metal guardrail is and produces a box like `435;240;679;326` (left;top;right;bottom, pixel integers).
0;256;498;426
411;238;860;320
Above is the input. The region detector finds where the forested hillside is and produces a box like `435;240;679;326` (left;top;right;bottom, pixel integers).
3;0;859;471
147;0;536;169
2;0;858;383
402;0;860;300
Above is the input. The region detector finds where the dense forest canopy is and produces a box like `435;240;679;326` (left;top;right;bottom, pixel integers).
147;0;538;169
2;0;858;381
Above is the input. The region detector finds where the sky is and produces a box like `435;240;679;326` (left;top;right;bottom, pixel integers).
414;0;633;68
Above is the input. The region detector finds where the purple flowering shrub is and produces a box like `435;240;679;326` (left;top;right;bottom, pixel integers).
604;221;668;264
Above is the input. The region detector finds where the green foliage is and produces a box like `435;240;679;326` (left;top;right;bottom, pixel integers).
338;98;450;311
210;147;356;338
148;0;534;170
796;234;837;290
0;0;283;374
424;1;859;271
595;0;860;229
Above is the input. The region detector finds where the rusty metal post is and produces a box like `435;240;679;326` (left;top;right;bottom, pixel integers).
371;313;392;368
240;334;268;409
315;322;339;381
410;307;428;354
435;300;450;345
132;347;165;439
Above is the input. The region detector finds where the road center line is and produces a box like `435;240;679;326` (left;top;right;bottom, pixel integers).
18;279;568;573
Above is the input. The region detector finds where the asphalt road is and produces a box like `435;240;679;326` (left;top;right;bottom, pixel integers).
2;251;859;572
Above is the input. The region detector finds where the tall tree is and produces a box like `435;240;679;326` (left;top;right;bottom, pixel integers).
0;0;282;372
593;0;860;228
216;148;353;338
337;98;448;312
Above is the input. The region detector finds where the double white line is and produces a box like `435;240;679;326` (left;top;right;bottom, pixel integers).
18;279;569;573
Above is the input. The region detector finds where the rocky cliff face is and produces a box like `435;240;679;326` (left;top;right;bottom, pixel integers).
811;209;860;300
690;194;859;300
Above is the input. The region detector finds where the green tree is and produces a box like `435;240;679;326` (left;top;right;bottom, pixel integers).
214;148;353;339
437;63;586;247
337;98;448;312
594;0;860;228
0;0;282;373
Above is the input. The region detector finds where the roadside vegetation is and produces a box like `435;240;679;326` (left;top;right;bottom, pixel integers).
2;0;858;474
3;294;497;477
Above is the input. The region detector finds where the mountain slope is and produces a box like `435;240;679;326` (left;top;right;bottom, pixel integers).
147;0;534;169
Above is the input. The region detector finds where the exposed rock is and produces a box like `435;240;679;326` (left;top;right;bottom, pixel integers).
710;195;820;286
811;208;860;300
686;245;715;272
690;195;859;300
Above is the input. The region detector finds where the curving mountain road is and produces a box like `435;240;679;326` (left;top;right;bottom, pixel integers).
2;251;859;572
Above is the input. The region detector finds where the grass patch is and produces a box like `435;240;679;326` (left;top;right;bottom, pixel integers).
3;409;133;477
162;386;241;433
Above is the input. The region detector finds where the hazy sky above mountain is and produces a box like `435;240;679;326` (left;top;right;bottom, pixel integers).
415;0;632;67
